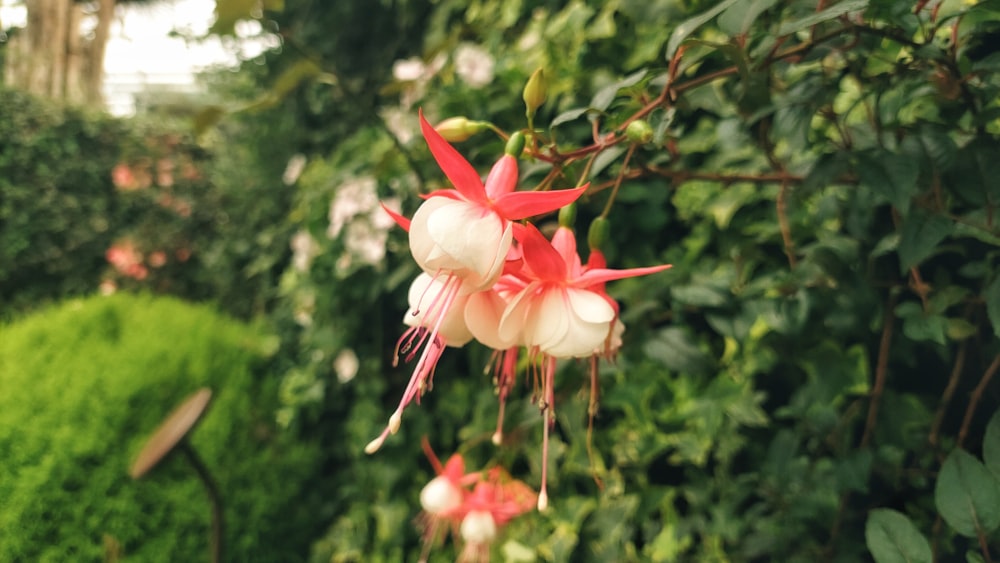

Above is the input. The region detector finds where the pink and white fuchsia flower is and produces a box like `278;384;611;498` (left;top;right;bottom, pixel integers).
366;111;585;454
490;224;671;509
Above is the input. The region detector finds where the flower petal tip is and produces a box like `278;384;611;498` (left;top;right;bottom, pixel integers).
389;411;403;434
537;491;549;512
491;431;503;446
364;435;385;455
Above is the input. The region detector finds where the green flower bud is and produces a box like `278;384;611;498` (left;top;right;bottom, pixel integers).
558;203;577;228
505;132;526;158
434;117;489;142
522;68;547;120
588;216;610;251
625;119;654;145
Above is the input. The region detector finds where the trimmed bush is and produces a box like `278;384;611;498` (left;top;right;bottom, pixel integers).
0;294;321;562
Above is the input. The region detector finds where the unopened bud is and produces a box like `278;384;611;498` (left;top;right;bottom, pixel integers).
435;117;489;142
505;132;526;157
588;217;610;251
625;119;654;144
523;68;547;119
558;203;577;228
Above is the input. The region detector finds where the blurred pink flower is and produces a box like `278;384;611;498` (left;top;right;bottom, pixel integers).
106;241;148;280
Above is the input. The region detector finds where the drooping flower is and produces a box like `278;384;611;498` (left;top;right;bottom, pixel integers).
454;467;536;563
415;441;535;563
366;273;474;454
495;224;671;509
407;110;586;293
366;113;587;454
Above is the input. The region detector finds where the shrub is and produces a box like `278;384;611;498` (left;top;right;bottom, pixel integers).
0;293;322;562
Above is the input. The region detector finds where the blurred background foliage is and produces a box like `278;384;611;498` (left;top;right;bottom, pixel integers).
0;294;323;561
2;0;1000;561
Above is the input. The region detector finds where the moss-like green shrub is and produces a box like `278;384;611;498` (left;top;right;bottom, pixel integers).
0;294;321;562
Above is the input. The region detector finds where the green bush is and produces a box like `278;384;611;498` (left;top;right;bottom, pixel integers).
0;293;322;562
0;88;127;315
0;87;292;321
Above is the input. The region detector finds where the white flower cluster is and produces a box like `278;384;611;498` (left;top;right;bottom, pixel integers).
327;176;400;270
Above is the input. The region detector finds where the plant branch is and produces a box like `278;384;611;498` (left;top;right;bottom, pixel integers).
861;292;897;448
957;353;1000;448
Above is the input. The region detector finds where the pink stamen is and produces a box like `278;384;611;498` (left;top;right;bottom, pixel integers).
368;274;464;453
538;355;556;511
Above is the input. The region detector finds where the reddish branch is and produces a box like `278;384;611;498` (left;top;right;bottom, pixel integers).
957;353;1000;449
929;342;968;447
861;292;897;448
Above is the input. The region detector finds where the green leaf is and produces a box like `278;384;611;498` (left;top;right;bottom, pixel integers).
777;0;869;35
985;410;1000;479
719;0;778;36
551;108;589;129
934;449;1000;537
643;327;712;374
897;213;953;273
865;508;932;563
665;0;743;60
589;70;647;114
856;152;919;214
987;276;1000;339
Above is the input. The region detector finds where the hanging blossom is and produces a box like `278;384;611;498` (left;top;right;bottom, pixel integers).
465;223;671;509
416;441;536;563
365;111;585;454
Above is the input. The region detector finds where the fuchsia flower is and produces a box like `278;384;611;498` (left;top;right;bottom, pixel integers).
407;110;585;292
416;441;536;563
366;112;586;454
490;224;671;509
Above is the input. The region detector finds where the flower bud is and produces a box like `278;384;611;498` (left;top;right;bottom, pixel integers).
522;68;547;119
625;119;654;145
505;132;526;158
588;216;610;251
434;117;489;142
558;203;577;228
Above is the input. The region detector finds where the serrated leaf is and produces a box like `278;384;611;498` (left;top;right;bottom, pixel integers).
777;0;869;35
934;449;1000;537
987;276;1000;338
985;410;1000;479
897;213;953;273
866;509;932;563
666;0;743;60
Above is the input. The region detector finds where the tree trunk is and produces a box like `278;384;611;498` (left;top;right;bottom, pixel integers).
3;0;118;108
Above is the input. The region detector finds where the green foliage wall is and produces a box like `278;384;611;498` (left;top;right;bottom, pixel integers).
0;88;127;314
204;0;1000;560
0;87;292;320
0;294;322;562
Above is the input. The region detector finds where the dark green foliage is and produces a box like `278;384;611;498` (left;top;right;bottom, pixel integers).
234;0;1000;559
0;87;294;321
0;294;322;562
0;88;127;315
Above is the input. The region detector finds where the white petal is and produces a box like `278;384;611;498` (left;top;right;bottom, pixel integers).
465;290;517;350
420;476;462;515
403;273;473;346
426;201;507;277
543;288;615;358
566;288;616;324
459;510;497;544
523;289;570;352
